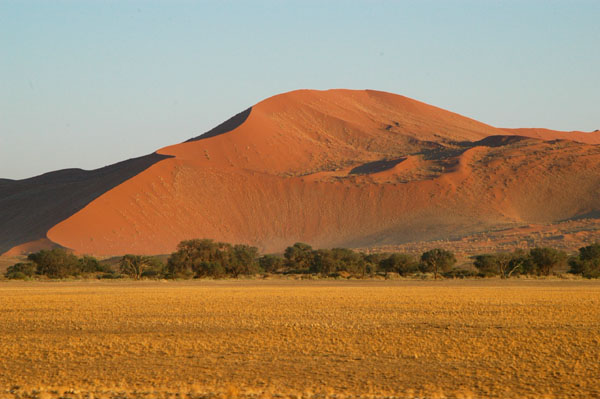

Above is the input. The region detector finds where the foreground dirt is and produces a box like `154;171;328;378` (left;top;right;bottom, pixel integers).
0;280;599;398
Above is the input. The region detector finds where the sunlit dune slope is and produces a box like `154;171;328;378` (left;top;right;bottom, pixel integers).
157;89;506;176
41;89;600;255
0;153;170;254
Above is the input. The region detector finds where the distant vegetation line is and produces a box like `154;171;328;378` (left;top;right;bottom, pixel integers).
4;239;600;280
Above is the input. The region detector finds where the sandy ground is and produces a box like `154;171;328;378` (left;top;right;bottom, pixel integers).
0;280;599;398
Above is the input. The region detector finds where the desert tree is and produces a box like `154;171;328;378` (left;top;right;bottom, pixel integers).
4;262;36;279
120;255;152;280
529;247;567;276
78;255;104;273
167;239;231;278
227;244;260;277
284;242;313;271
380;253;418;276
258;254;285;273
309;248;367;276
569;243;600;278
309;249;339;275
420;248;456;280
473;251;524;278
28;248;80;278
363;253;390;275
331;248;364;275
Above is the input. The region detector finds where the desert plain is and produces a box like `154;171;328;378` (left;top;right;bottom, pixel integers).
0;280;598;399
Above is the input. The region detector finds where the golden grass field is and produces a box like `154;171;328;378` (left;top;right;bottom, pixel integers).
0;280;599;399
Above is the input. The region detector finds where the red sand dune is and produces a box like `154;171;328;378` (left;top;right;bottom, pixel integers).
4;89;600;256
3;238;60;257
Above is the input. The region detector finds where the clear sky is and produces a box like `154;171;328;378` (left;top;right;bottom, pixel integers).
1;1;599;179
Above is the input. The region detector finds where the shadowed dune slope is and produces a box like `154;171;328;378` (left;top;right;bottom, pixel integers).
0;153;170;254
502;128;600;145
186;107;252;142
39;89;600;255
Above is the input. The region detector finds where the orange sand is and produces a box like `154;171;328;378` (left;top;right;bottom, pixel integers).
38;90;600;255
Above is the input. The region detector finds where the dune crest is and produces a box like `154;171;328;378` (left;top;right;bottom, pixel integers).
3;89;599;255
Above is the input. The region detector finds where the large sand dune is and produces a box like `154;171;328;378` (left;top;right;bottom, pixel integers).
3;89;600;255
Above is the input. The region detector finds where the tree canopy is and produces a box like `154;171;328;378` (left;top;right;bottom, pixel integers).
420;249;456;279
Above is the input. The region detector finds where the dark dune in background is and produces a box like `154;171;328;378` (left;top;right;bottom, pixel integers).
0;153;170;254
2;89;600;256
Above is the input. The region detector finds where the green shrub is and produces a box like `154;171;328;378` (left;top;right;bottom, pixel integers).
166;250;194;279
78;256;106;273
310;249;339;275
194;261;227;278
473;251;526;278
140;269;160;278
7;271;27;280
363;253;389;275
331;248;366;276
120;255;157;280
228;244;260;277
166;239;259;278
5;262;36;279
472;254;500;276
259;254;285;273
28;248;80;278
308;248;369;276
380;253;418;276
529;247;567;276
569;243;600;278
284;243;313;271
443;269;478;279
97;272;122;279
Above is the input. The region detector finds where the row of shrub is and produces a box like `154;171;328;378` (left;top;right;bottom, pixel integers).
5;250;111;279
473;245;598;279
5;240;600;280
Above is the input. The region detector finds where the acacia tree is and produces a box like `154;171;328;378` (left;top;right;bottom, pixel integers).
227;244;260;277
167;239;231;278
473;252;524;278
284;242;313;271
309;249;339;275
569;243;600;278
331;248;364;276
420;249;456;280
120;255;151;280
529;247;567;276
28;248;80;278
258;254;285;273
166;239;259;278
78;255;103;273
380;253;418;276
4;262;36;279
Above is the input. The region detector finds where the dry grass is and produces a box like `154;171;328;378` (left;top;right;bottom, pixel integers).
0;280;599;398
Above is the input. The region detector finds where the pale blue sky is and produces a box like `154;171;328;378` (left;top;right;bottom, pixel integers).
1;1;599;179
